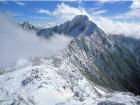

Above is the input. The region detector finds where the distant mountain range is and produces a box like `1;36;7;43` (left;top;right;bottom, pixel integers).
1;15;140;105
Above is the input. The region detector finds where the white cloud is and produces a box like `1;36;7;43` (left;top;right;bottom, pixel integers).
93;10;107;15
38;9;51;15
89;8;107;15
126;0;140;19
53;3;86;16
125;9;140;18
52;3;89;22
15;1;25;6
130;0;140;9
97;0;120;4
94;16;140;38
0;14;72;68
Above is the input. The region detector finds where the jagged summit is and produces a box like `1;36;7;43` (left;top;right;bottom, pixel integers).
37;15;100;38
20;21;36;30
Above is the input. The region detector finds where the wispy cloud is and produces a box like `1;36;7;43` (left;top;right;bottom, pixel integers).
87;7;107;16
93;10;107;15
38;9;51;15
97;0;120;4
15;1;25;6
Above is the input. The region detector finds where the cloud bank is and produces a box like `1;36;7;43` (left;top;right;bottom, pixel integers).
94;16;140;38
0;14;72;68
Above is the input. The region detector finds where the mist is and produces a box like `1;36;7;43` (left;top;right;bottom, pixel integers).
0;14;72;68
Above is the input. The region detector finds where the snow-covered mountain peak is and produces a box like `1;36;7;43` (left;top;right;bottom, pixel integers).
37;15;100;38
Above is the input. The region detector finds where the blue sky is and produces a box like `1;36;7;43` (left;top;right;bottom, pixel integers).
0;1;136;25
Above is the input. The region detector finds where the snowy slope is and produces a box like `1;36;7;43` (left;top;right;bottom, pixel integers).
0;56;106;105
0;58;140;105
